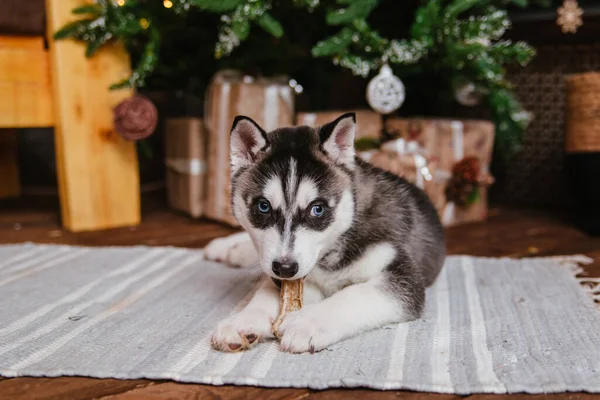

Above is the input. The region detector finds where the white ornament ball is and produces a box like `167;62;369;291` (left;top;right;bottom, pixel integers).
366;64;405;114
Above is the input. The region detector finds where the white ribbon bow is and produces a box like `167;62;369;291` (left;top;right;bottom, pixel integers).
380;138;433;189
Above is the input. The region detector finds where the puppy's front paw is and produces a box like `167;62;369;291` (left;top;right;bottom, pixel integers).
211;308;274;352
278;307;340;354
204;232;258;268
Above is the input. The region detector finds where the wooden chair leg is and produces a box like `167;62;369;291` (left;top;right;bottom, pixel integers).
0;129;21;198
45;0;141;232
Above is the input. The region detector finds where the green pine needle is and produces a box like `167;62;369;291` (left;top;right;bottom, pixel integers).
354;137;380;151
137;140;154;159
71;4;102;15
232;19;251;40
257;12;284;38
511;0;528;7
190;0;244;12
444;0;479;20
468;186;480;205
326;0;378;25
85;33;111;57
53;19;92;40
312;28;353;57
109;77;135;90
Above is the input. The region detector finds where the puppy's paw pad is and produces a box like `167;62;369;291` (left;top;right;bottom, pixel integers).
211;309;273;352
228;343;243;352
211;325;261;352
244;333;258;344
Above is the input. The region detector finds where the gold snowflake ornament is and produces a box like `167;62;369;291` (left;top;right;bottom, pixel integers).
557;0;584;33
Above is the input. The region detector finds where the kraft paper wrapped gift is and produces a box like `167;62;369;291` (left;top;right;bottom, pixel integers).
296;110;382;140
204;70;294;226
384;118;495;226
165;118;206;218
360;138;439;210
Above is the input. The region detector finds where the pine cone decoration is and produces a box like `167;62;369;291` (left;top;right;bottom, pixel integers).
113;95;158;141
452;156;480;182
445;176;478;206
445;156;481;206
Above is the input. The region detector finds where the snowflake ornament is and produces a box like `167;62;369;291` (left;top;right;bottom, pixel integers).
366;64;405;114
557;0;583;34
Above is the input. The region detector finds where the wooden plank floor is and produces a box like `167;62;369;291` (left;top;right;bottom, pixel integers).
0;197;599;400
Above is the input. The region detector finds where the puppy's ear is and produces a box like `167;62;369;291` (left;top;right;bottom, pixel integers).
318;112;356;168
230;116;269;174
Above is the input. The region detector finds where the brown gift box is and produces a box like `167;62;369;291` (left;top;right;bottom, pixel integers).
204;70;294;226
359;142;438;210
165;118;206;218
296;110;382;140
384;118;495;226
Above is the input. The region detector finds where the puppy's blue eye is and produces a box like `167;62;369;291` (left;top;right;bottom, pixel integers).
257;199;271;214
310;204;325;217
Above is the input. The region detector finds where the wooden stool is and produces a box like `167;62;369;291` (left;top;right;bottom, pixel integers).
0;0;140;232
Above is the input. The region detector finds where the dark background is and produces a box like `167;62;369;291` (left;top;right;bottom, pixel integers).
4;0;600;212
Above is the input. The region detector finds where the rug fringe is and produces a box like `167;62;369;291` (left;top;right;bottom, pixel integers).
552;255;600;305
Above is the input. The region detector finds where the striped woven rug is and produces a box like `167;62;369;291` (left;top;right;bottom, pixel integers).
0;243;599;394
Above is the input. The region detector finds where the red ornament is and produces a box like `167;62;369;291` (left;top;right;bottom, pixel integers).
113;95;158;141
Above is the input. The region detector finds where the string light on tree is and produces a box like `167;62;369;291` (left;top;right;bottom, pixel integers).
139;18;149;30
117;0;125;6
163;0;173;9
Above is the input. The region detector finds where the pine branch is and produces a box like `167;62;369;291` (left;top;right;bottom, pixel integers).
257;12;283;38
72;4;102;15
312;27;354;57
53;19;94;40
326;0;379;25
215;1;286;58
110;26;160;89
190;0;244;12
85;32;112;57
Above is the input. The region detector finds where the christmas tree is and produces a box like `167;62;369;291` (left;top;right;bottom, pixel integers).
54;0;550;156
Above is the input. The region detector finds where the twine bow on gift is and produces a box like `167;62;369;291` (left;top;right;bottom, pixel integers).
359;138;433;190
380;138;433;189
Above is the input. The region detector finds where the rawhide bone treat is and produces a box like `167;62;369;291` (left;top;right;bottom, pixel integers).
272;279;304;338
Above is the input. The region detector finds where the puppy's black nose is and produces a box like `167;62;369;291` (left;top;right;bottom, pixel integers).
272;261;299;278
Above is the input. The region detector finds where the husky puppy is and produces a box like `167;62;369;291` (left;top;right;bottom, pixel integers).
206;113;445;353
